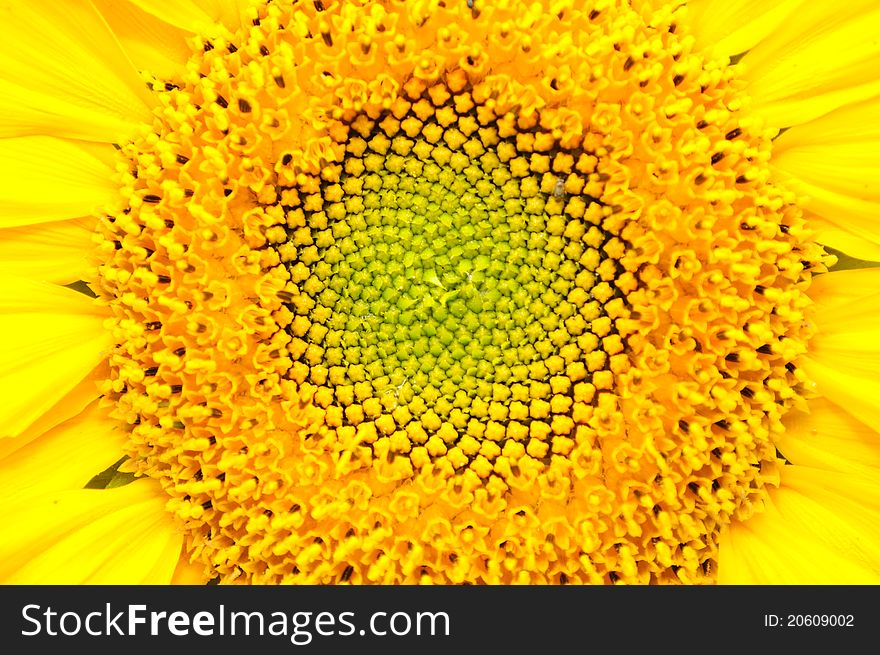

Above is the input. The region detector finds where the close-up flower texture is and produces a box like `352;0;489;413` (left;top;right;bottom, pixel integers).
1;0;879;585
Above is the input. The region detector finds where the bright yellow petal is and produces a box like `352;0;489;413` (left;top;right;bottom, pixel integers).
802;268;880;431
0;482;182;584
686;0;804;60
92;0;252;80
127;0;247;35
0;137;117;227
771;97;880;256
0;275;110;323
809;216;880;263
801;356;880;438
740;1;880;128
200;0;249;30
778;397;880;474
0;362;106;459
92;0;194;81
0;0;155;142
0;401;126;502
807;267;880;311
0;276;112;438
0;217;95;283
719;467;880;584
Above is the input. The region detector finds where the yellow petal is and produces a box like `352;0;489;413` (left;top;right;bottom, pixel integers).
771;97;880;256
0;137;117;228
0;276;112;438
0;217;95;284
0;0;155;142
0;401;126;502
802;355;880;437
807;267;880;311
0;362;106;459
719;467;880;584
686;0;804;60
809;216;880;263
802;268;880;430
0;275;110;324
778;397;880;474
0;482;182;584
740;1;880;128
200;0;250;30
127;0;247;36
92;0;194;81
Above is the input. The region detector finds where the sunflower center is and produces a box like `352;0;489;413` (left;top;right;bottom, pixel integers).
95;0;824;584
286;94;618;471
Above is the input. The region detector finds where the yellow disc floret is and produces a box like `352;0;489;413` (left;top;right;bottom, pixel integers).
94;0;827;584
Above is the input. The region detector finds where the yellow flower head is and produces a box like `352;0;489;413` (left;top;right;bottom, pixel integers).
1;0;879;585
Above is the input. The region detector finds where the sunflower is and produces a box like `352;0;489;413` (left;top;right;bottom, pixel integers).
1;0;879;585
